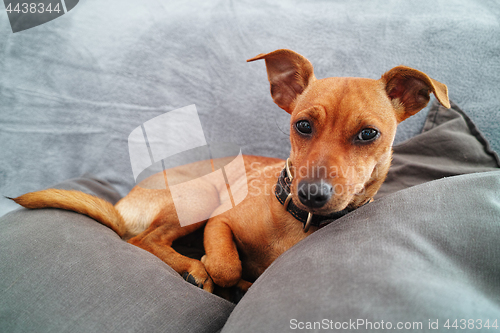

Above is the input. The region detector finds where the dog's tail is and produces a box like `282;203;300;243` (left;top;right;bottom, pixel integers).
10;189;132;239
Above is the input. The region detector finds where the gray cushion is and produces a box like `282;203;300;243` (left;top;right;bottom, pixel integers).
222;170;500;332
0;177;234;333
376;100;500;198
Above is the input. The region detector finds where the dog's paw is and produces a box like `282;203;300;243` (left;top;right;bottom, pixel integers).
214;279;253;304
232;286;246;304
182;272;203;288
233;279;252;303
201;254;242;288
181;263;214;293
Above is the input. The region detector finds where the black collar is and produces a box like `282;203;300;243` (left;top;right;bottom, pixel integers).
274;160;366;232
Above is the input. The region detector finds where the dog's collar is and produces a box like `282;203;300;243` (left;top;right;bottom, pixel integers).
274;159;366;232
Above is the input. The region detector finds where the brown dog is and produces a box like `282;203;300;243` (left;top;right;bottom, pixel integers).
12;49;450;298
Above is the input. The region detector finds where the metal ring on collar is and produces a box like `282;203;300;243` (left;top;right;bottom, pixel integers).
303;213;313;232
283;193;292;211
285;158;294;181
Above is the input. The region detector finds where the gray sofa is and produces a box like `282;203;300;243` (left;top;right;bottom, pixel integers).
1;1;500;332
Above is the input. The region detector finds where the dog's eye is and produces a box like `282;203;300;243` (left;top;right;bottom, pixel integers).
296;120;312;134
357;128;379;142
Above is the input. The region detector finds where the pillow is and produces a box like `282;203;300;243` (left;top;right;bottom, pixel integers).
0;176;234;333
222;171;500;332
221;102;500;332
376;100;500;197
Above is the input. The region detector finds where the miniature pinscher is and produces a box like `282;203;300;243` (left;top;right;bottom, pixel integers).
12;49;450;299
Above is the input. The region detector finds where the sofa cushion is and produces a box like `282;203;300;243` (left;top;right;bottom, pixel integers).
0;176;234;333
222;171;500;332
376;100;500;197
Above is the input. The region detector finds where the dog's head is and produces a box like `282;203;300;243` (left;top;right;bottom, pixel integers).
248;49;450;215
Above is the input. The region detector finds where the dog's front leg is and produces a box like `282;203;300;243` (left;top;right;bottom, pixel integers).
202;217;242;288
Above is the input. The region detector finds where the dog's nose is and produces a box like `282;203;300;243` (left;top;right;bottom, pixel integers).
297;180;333;208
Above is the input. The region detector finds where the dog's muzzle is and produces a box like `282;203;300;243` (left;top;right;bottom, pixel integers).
274;159;364;232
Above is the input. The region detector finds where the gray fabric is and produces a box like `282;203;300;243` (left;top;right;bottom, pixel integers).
376;100;500;198
0;178;234;333
222;170;500;333
1;0;500;217
1;0;500;331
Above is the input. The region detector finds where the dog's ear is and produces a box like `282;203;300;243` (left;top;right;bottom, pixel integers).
381;66;450;122
247;49;316;114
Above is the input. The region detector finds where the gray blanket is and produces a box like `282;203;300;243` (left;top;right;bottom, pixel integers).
1;0;499;216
